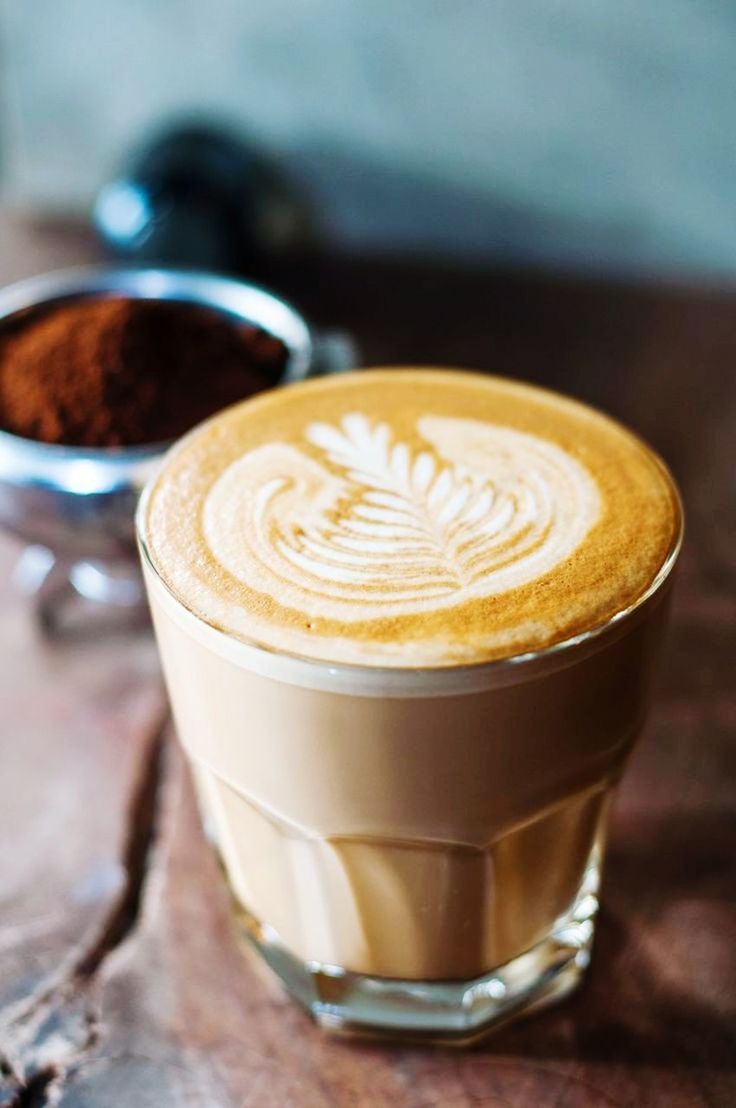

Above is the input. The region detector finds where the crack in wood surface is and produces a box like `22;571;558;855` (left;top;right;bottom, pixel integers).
0;709;170;1106
73;714;167;982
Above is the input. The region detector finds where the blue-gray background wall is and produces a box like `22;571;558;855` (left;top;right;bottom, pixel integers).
1;0;735;277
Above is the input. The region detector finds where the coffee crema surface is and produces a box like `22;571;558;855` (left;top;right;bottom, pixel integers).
144;369;680;667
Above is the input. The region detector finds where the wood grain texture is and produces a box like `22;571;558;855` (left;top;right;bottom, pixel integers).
0;216;734;1106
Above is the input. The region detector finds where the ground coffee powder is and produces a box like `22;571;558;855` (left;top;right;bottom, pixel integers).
0;296;288;447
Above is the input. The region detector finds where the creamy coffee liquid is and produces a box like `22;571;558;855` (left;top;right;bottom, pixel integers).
144;369;680;666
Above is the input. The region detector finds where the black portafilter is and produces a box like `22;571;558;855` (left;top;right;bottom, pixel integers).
93;121;314;275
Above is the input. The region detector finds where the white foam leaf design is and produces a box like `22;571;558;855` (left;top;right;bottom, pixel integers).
203;412;601;620
305;414;516;593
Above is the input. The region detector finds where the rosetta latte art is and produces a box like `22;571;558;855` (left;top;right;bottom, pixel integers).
203;413;601;620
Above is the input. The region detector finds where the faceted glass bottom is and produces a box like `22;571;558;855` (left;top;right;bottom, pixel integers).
233;845;600;1045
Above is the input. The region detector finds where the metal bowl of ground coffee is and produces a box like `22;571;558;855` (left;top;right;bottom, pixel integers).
0;266;353;632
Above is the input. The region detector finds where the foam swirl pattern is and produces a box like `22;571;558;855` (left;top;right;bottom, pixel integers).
204;414;600;619
143;369;680;667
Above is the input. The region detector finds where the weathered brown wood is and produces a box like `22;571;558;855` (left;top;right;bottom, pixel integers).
0;215;734;1106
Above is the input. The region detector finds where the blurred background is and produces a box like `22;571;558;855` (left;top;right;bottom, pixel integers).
2;0;735;279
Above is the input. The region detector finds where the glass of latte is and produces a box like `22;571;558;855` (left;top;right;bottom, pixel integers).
137;368;682;1042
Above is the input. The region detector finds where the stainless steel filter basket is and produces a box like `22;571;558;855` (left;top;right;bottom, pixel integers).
0;266;353;632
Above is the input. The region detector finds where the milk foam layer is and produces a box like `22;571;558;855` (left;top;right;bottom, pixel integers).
144;369;680;666
204;414;600;617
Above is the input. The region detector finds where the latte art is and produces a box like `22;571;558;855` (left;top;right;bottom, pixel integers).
203;413;601;620
143;369;680;666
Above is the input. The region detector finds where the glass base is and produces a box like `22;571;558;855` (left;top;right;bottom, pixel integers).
234;847;600;1045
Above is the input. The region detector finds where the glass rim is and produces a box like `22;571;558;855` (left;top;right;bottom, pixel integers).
136;448;683;698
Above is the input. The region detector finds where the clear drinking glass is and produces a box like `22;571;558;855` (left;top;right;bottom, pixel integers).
137;484;681;1044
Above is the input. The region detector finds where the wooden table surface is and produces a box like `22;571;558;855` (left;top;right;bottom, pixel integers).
0;215;734;1108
